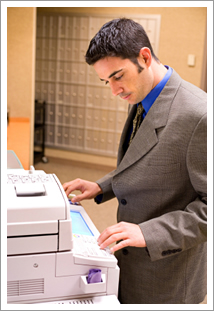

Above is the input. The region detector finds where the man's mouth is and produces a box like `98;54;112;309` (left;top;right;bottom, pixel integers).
120;94;131;100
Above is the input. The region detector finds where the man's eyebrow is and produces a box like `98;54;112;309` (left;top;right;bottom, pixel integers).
100;69;123;81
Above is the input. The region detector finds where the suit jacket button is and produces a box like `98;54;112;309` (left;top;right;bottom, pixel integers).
122;248;129;255
121;199;127;205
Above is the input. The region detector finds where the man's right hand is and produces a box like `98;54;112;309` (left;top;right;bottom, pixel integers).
62;179;102;203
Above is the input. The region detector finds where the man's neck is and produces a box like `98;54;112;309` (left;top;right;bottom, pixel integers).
151;61;168;88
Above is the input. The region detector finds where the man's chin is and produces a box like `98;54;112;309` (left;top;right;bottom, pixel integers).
128;100;138;105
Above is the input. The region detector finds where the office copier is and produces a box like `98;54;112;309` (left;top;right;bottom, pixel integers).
7;151;120;304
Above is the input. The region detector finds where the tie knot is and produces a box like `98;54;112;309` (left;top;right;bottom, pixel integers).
136;103;144;115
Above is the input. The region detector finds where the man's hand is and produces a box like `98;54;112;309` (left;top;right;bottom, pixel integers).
97;221;147;253
63;179;102;202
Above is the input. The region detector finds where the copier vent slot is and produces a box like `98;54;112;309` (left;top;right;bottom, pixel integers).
51;298;95;304
7;278;44;296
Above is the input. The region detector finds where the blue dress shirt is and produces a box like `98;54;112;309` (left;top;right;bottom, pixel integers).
125;65;173;148
141;65;172;119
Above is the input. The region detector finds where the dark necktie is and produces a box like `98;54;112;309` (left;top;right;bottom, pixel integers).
128;103;145;146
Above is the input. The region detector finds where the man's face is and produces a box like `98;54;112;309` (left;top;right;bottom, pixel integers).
93;56;154;105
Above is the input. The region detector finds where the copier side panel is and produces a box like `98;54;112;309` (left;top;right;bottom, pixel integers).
7;252;112;304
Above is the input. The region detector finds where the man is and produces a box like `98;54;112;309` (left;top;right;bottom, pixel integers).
63;18;207;304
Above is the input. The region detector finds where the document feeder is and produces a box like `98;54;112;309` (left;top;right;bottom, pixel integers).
7;168;119;304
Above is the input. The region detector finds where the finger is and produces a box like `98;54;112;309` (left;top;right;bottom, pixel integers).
63;183;75;196
98;223;122;245
63;180;75;189
62;183;69;192
71;192;88;203
110;239;130;253
99;232;125;249
65;187;75;197
63;179;83;196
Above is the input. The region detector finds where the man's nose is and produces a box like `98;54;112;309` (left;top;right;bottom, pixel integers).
109;82;123;96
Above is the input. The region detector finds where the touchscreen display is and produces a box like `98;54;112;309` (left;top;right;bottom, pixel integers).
70;210;94;236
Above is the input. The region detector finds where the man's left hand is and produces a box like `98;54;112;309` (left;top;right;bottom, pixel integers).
97;221;147;253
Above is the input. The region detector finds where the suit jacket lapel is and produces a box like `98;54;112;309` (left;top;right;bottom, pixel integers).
115;70;181;176
116;111;159;175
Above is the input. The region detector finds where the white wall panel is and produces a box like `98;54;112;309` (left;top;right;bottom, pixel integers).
35;12;160;156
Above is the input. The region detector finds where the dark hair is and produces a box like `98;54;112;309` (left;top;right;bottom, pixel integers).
85;18;159;68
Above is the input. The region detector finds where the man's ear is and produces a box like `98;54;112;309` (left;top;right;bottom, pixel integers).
138;47;152;67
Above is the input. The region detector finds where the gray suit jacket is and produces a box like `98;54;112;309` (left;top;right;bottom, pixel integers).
95;70;207;304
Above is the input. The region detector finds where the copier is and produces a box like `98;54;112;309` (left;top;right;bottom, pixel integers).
7;151;120;304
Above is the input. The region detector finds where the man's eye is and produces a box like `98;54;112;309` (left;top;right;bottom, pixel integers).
115;75;123;81
105;81;109;85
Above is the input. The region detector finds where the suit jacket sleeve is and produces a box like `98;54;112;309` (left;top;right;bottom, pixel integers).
95;169;116;203
139;112;207;261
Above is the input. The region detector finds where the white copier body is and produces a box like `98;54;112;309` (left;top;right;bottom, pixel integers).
7;163;119;304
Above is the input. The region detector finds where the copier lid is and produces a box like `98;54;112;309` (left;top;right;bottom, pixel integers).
7;177;68;223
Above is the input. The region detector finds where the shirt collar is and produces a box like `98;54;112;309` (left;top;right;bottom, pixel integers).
141;66;173;114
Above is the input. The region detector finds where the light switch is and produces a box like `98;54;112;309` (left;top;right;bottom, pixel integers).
187;54;195;67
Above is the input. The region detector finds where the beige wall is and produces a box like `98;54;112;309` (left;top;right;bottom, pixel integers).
38;7;207;88
7;7;36;165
